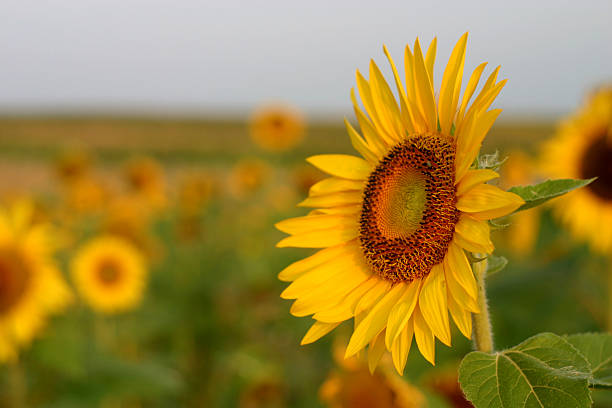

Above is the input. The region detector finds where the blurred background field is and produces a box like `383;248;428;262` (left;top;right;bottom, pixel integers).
0;115;609;407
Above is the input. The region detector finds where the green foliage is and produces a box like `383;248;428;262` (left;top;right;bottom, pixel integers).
566;333;612;389
459;332;612;407
509;178;595;213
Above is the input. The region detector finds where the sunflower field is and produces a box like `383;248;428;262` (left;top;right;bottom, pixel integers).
0;34;611;408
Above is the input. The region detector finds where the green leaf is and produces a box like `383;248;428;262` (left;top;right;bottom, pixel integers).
459;332;592;408
509;178;595;213
486;254;507;276
566;333;612;388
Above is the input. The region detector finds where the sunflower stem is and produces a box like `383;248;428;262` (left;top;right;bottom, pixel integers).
471;256;494;353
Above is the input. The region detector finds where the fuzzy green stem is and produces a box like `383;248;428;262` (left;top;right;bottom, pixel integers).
472;256;494;353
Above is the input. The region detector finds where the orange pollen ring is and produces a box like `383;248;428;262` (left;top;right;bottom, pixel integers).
359;132;459;283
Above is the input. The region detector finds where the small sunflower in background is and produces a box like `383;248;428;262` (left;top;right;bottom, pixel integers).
54;150;92;185
177;171;216;215
250;104;305;152
276;34;523;373
0;200;72;363
229;159;270;198
319;343;425;408
71;236;147;314
176;172;217;240
63;177;109;215
541;87;612;253
123;156;167;210
499;151;541;255
101;196;162;261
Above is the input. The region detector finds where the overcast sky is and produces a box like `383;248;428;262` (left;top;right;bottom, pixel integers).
0;0;610;118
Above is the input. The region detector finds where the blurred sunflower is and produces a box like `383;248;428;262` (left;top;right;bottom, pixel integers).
177;172;216;215
500;151;540;255
541;87;612;252
250;104;305;151
276;34;523;373
102;196;161;261
63;177;108;215
54;150;92;184
71;236;147;314
423;364;473;408
229;159;270;198
0;201;72;362
319;343;425;408
123;157;167;209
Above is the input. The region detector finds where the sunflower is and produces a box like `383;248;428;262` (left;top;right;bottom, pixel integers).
319;342;425;408
71;236;147;314
229;159;270;198
276;34;524;373
54;150;92;185
0;200;72;362
123;157;167;209
250;104;305;152
540;87;612;253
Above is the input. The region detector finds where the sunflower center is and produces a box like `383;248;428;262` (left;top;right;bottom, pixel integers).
0;248;31;314
580;129;612;200
360;133;459;283
97;258;122;286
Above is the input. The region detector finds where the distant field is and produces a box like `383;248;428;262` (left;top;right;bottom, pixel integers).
0;116;555;161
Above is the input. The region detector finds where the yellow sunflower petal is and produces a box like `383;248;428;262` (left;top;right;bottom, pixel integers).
306;155;372;180
289;266;370;317
456;169;500;195
298;191;363;208
424;37;437;87
345;119;380;164
278;241;355;282
382;45;414;133
275;214;357;235
281;251;362;299
301;321;341;345
454;215;494;254
391;322;414;375
369;60;403;142
356;71;396;146
456;184;524;220
412;38;437;131
456;62;488;128
354;279;392;317
350;88;389;156
455;109;502;181
309;177;364;197
444;242;478;300
418;264;451;346
314;277;378;323
276;223;358;248
413;306;436;365
345;283;407;357
368;330;387;374
385;280;420;350
438;32;467;135
447;290;472;338
444;261;480;313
